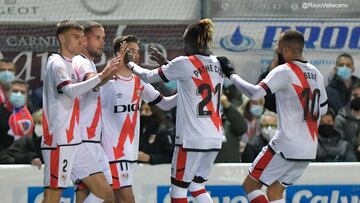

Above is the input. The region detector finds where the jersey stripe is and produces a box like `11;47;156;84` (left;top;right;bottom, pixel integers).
148;94;163;105
259;81;272;96
65;98;80;143
86;96;102;139
287;62;318;141
158;67;170;82
188;55;222;131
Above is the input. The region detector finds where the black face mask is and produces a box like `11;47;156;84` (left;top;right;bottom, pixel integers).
141;115;152;125
277;52;286;65
318;124;337;138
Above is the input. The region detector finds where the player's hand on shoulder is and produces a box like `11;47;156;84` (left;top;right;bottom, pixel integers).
149;44;169;66
217;56;235;78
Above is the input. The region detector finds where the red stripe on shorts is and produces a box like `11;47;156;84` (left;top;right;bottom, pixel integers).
175;147;187;181
110;163;120;189
50;147;60;188
250;148;274;180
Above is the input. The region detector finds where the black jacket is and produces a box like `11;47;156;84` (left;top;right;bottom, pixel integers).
0;133;42;164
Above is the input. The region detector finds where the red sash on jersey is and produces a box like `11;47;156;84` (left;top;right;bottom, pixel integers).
287;62;318;141
113;76;143;160
43;112;53;146
86;96;102;139
188;55;222;131
66;98;80;143
8;106;34;137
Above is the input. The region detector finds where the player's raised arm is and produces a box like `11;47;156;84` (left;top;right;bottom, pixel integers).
56;61;118;100
218;56;267;100
142;82;177;111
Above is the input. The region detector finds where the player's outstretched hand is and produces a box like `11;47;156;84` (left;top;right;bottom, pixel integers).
124;49;134;68
217;56;235;78
149;44;169;66
99;56;121;81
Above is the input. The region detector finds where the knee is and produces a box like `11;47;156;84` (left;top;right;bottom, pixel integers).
266;185;284;200
242;176;262;194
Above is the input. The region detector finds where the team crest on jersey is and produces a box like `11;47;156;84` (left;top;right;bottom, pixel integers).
122;173;129;180
61;174;66;181
56;68;66;80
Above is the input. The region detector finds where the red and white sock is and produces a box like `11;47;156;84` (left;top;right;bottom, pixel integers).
189;182;213;203
247;190;269;203
170;184;188;203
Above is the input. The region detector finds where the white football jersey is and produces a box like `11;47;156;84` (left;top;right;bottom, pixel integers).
259;60;328;160
72;55;102;142
100;75;160;162
158;55;224;150
42;53;82;148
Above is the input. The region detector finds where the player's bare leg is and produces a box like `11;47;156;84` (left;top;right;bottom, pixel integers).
243;175;268;203
113;187;135;203
81;173;114;203
43;188;62;203
266;181;285;202
76;187;90;203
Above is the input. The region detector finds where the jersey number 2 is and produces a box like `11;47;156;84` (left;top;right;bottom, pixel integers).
197;83;221;117
301;88;320;121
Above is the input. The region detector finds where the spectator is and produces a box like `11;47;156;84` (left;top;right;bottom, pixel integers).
138;103;175;164
0;109;43;168
241;111;277;163
0;79;33;151
0;58;16;105
239;98;265;160
317;110;357;162
352;128;360;161
326;53;360;113
335;96;360;143
215;93;247;163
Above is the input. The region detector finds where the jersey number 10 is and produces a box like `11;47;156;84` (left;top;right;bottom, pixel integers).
197;83;221;117
301;88;320;121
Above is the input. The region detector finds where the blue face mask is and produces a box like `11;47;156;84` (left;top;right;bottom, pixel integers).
0;70;15;87
9;92;26;108
250;105;263;117
164;80;177;92
336;66;352;81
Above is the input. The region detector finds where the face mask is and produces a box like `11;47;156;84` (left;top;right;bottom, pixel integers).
34;124;43;137
261;126;277;141
164;80;177;92
336;66;352;81
318;124;336;138
0;70;15;87
250;105;263;117
9;92;26;108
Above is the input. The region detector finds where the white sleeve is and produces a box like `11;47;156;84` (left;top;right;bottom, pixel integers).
61;76;101;100
142;83;177;111
130;62;162;84
49;60;72;88
260;65;290;94
73;57;95;82
229;74;266;100
129;56;189;84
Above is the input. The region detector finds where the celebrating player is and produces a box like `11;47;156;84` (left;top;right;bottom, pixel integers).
72;21;120;203
124;19;224;203
41;20;118;203
219;30;328;203
100;35;177;203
